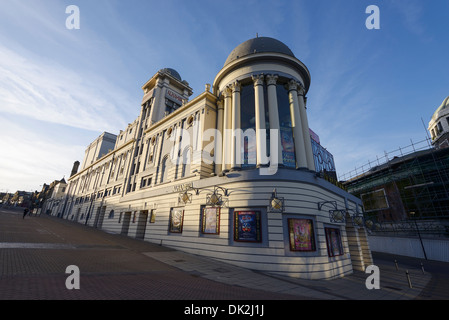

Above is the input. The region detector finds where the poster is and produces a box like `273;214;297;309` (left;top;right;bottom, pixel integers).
280;127;296;168
234;211;261;242
288;219;316;251
202;207;220;234
149;209;156;223
169;208;184;233
242;136;257;168
325;228;343;257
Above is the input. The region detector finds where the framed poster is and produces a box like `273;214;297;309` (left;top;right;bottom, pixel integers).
288;218;316;252
149;209;156;223
325;227;344;257
202;207;220;234
234;211;261;242
169;208;184;233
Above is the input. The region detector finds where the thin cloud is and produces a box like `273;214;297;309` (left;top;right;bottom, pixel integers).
0;45;129;132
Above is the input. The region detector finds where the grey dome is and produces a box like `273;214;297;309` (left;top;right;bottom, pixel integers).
224;37;295;67
159;68;182;81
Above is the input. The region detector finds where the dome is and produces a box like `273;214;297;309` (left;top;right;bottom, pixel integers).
224;37;296;67
159;68;182;81
432;96;449;121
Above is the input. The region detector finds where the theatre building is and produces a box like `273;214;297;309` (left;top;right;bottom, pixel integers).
61;37;372;280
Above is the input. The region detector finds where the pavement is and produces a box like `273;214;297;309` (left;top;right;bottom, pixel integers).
1;206;448;302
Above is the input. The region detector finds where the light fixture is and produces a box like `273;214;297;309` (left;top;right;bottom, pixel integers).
352;214;364;227
329;209;346;223
268;189;284;213
205;186;228;207
179;191;192;205
345;208;365;227
318;201;345;223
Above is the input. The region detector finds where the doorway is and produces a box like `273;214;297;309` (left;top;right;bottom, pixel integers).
94;206;106;229
136;210;148;239
121;212;132;235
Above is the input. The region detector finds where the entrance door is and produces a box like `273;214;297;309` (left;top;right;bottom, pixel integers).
135;210;148;239
121;212;132;235
94;206;106;229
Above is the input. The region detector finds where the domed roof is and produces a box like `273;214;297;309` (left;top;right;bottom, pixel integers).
432;96;449;121
159;68;182;81
224;37;296;67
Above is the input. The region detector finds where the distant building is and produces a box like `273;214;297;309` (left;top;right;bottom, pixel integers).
429;96;449;149
342;97;449;237
80;132;117;171
43;178;67;217
61;37;371;280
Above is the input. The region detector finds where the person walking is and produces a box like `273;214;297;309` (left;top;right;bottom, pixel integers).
23;208;29;219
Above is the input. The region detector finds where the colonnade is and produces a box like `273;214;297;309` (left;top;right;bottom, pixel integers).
218;74;316;173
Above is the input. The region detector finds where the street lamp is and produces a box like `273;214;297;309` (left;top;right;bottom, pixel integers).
410;211;427;260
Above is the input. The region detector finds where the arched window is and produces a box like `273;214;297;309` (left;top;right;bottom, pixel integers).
181;148;191;178
160;156;170;183
240;83;256;167
277;84;296;168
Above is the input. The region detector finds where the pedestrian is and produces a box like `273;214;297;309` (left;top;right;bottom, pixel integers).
23;208;29;219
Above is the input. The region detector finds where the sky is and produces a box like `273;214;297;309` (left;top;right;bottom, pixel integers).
0;0;448;193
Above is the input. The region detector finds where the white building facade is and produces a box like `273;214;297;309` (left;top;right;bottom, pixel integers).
429;96;449;149
62;37;372;280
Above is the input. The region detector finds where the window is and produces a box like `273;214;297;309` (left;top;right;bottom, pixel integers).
181;148;191;178
240;84;256;168
325;228;344;257
187;115;194;127
361;189;389;212
140;176;152;188
165;99;180;114
277;84;296;168
159;156;170;183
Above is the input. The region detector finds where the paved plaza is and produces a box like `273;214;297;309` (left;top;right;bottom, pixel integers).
1;206;448;302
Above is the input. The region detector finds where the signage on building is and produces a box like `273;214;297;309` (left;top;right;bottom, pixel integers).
166;89;184;105
309;128;320;144
173;182;194;193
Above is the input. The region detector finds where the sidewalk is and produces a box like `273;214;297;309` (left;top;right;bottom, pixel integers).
0;206;447;300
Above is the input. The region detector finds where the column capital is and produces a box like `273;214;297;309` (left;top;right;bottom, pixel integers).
266;74;279;86
223;86;232;99
217;99;224;110
297;84;306;96
229;81;241;93
287;79;299;92
252;74;265;87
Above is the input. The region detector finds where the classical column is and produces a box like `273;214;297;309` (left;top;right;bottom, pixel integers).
215;99;224;175
221;87;232;172
288;79;308;169
252;74;267;167
297;87;316;171
230;81;241;170
266;75;283;167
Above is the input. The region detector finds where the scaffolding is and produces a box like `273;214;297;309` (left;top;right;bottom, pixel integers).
340;138;449;237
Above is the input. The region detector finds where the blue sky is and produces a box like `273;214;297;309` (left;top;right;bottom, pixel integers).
0;0;448;193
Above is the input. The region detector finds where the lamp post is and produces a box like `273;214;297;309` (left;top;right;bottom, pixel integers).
410;211;427;260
